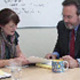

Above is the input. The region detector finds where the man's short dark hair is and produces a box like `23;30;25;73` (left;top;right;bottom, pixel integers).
62;0;80;15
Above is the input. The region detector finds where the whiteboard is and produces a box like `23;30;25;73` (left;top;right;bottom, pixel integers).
0;0;64;28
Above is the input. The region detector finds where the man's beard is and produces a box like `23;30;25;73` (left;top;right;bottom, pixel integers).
64;22;74;30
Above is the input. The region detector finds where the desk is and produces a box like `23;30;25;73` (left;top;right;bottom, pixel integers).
1;67;80;80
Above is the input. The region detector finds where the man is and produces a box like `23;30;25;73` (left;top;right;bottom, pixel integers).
45;0;80;68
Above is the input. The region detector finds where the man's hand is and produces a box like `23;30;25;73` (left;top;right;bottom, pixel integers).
45;53;57;59
62;55;79;68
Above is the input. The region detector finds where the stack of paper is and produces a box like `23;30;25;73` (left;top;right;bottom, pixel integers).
0;70;11;79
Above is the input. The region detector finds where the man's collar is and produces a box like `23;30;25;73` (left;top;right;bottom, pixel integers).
74;25;79;31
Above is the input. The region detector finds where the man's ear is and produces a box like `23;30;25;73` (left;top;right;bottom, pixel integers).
79;15;80;22
0;25;3;28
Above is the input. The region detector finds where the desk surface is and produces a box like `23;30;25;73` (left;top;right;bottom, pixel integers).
1;67;80;80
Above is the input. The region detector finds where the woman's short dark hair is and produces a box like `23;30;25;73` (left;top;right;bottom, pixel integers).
0;8;20;26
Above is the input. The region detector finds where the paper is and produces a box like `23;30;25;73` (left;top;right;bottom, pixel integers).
0;70;11;79
27;56;49;63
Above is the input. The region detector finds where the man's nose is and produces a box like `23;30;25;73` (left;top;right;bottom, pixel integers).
64;17;69;23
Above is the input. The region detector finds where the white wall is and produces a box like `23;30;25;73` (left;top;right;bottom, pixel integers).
0;0;63;27
17;28;57;57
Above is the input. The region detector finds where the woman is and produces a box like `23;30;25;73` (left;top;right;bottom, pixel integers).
0;8;29;67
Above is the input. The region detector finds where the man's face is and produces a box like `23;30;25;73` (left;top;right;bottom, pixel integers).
62;5;80;30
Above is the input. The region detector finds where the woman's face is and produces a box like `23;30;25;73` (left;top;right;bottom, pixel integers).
1;21;17;36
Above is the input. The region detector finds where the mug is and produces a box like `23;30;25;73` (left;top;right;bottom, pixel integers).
52;59;68;73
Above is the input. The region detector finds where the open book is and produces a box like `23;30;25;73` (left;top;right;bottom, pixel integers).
27;56;52;69
0;70;11;79
27;56;49;63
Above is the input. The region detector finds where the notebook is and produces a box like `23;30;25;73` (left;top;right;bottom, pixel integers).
36;60;52;69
